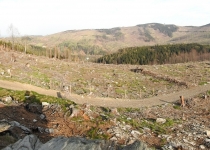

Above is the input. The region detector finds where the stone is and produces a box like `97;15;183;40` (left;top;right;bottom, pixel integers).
206;130;210;137
127;137;136;145
110;136;118;141
70;108;80;118
143;127;150;131
111;108;120;115
45;128;54;134
69;104;75;109
178;124;183;128
33;119;37;122
156;118;166;124
1;96;13;103
131;130;142;139
0;121;11;132
161;144;173;150
2;134;42;150
42;102;50;107
38;127;44;133
205;138;210;148
199;145;205;149
19;125;31;134
9;121;20;127
125;125;132;130
40;114;45;120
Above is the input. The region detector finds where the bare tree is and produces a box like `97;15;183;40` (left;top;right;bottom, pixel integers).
21;36;31;54
7;24;19;50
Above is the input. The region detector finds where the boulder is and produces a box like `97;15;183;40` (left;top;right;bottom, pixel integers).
3;134;152;150
122;140;151;150
39;136;117;150
2;134;42;150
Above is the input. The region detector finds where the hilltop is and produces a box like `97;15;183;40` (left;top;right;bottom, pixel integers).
24;23;210;55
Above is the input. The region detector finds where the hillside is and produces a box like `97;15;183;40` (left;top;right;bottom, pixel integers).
0;49;210;149
97;43;210;65
23;23;210;54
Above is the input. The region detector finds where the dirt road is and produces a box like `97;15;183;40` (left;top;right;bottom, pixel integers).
0;79;209;108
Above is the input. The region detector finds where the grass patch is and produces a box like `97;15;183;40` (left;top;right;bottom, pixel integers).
86;127;109;140
116;118;176;135
173;105;180;109
0;87;75;110
199;81;208;85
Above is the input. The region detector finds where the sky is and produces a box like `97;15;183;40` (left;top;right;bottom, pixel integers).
0;0;209;37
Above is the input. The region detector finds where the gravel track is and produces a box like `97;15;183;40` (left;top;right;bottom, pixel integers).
0;79;209;108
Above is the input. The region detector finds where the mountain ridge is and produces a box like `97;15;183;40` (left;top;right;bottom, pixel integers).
5;23;210;54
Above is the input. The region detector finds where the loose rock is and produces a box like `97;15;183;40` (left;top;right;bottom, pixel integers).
0;121;11;133
156;118;166;124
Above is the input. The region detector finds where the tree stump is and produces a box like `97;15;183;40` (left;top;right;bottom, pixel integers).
180;96;185;107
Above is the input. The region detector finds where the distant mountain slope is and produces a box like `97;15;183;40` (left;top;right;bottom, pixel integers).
28;23;210;54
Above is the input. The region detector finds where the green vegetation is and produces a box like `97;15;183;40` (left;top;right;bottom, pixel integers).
97;43;210;65
117;115;176;135
58;40;106;55
199;81;208;85
0;87;75;110
173;105;180;109
87;127;109;140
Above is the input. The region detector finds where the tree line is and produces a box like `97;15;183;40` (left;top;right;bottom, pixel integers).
96;43;210;65
0;40;100;62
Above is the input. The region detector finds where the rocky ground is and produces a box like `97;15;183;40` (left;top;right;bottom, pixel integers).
0;50;210;149
0;89;210;149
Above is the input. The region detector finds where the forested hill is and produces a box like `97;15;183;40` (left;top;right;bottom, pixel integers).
16;23;210;55
96;43;210;65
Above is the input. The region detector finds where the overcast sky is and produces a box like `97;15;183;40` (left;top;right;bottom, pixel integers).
0;0;209;36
